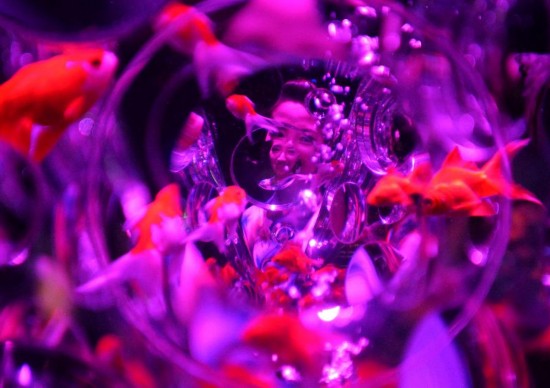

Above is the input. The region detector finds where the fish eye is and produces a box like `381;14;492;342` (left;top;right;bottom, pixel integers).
90;58;102;68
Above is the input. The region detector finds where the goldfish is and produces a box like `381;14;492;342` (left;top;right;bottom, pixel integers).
77;184;184;298
183;185;247;252
270;242;319;274
367;140;542;216
130;183;183;254
170;112;204;172
155;3;266;96
175;111;204;151
241;313;328;375
0;48;118;162
206;185;247;223
96;334;157;388
222;0;349;61
225;94;284;142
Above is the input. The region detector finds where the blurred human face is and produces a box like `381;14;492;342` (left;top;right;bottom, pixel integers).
272;101;321;174
269;137;298;179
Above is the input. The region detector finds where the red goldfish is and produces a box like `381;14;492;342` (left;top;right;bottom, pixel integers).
96;334;157;388
270;242;319;274
175;111;204;151
367;140;542;216
155;3;265;96
241;313;328;375
183;185;247;252
226;94;281;141
0;48;117;161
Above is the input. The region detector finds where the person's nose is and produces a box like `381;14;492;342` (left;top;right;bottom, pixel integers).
276;150;288;162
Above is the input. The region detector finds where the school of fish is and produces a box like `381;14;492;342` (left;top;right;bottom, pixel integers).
367;140;543;216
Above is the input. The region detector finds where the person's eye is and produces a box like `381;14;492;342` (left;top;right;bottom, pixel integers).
287;149;297;156
271;145;281;153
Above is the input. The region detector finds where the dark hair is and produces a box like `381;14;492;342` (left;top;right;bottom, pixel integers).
271;79;316;114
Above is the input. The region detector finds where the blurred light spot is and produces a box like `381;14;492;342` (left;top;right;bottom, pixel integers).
309;239;317;247
17;364;32;386
371;65;390;77
318;306;341;322
303;189;314;199
469;247;486;266
542;273;550;287
383;32;401;52
280;365;301;382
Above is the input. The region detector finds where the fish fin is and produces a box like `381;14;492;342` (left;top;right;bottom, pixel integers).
194;41;266;97
442;147;464;166
183;222;226;253
29;123;67;162
482;140;529;176
63;96;87;122
482;140;531;198
465;201;497;217
76;252;136;294
8;117;34;156
409;161;432;186
510;184;544;206
443;147;479;169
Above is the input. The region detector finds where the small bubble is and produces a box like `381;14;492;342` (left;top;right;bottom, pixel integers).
409;38;422;49
331;85;344;94
357;6;377;17
78;117;94;136
401;23;414;33
371;65;391;77
306;89;337;118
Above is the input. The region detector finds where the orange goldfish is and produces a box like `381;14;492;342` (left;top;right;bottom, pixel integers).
205;185;247;223
367;140;542;216
130;183;183;254
77;184;183;297
155;3;265;96
0;48;118;161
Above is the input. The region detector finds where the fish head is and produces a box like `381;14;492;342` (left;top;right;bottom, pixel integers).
67;49;118;99
222;185;247;206
421;190;448;215
367;177;412;207
226;94;256;119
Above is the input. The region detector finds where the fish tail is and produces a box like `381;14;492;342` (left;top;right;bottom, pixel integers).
482;140;543;205
481;140;528;195
510;184;544;206
76;253;133;294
